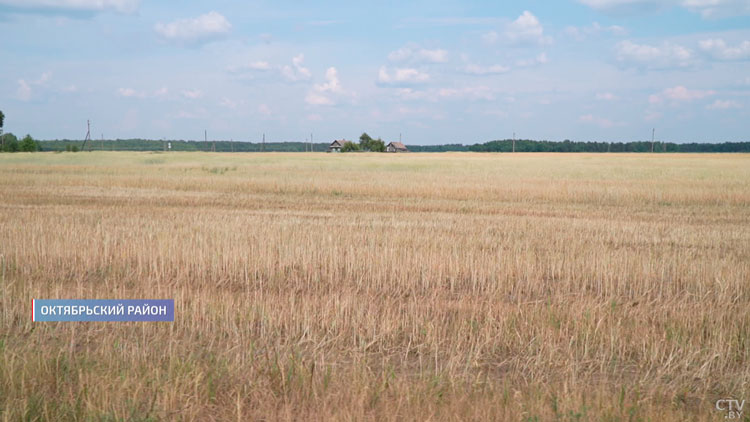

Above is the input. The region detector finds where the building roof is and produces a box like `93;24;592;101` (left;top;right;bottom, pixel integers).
330;139;350;147
387;141;408;150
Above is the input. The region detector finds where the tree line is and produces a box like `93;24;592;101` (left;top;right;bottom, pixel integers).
0;110;41;152
27;137;750;153
0;106;747;154
466;139;750;153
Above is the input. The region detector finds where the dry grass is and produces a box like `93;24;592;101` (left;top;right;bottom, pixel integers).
1;151;749;421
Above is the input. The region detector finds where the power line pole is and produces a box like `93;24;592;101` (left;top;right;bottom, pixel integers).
311;133;313;152
262;133;265;152
651;128;655;153
512;132;516;153
81;119;91;151
204;130;208;151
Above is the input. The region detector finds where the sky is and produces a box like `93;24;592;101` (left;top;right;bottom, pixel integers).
1;0;749;144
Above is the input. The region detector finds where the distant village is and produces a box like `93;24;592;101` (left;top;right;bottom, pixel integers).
328;138;408;153
326;133;409;153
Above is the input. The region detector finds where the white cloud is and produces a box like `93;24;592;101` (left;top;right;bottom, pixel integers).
565;22;627;40
281;54;312;82
438;86;495;101
516;52;548;67
258;104;272;116
17;80;32;101
482;31;499;44
172;108;208;120
649;85;715;104
394;88;429;101
578;0;750;18
0;0;139;13
248;61;271;70
154;11;231;44
506;11;552;45
388;45;448;63
305;67;347;106
577;0;667;13
596;92;618;100
229;55;312;82
315;67;344;94
16;72;51;101
615;40;694;68
482;11;551;46
219;98;236;108
579;114;623;128
219;97;246;109
182;89;203;99
117;87;144;98
377;66;430;85
304;92;333;106
228;61;272;73
464;63;510;75
706;99;742;109
682;0;750;18
484;109;508;118
118;86;170;99
699;38;750;60
37;72;51;84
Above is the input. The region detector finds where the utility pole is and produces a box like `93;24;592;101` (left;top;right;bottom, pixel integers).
204;130;208;151
512;132;516;153
651;128;655;153
311;133;313;152
101;134;104;151
231;138;234;153
262;133;265;152
81;119;91;151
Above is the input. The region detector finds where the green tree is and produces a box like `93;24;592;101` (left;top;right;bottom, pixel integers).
2;133;18;152
359;132;373;150
369;137;385;152
20;134;39;152
341;141;360;152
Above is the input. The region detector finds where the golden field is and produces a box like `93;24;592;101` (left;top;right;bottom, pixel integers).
1;151;749;421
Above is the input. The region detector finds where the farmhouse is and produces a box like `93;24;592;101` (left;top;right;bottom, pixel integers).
328;139;350;153
386;141;408;153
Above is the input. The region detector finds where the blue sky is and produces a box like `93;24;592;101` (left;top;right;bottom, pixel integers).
1;0;749;144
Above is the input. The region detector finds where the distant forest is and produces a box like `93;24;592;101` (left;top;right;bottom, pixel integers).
37;139;328;152
32;138;750;153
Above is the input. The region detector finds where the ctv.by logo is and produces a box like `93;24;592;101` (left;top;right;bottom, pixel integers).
716;399;745;419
